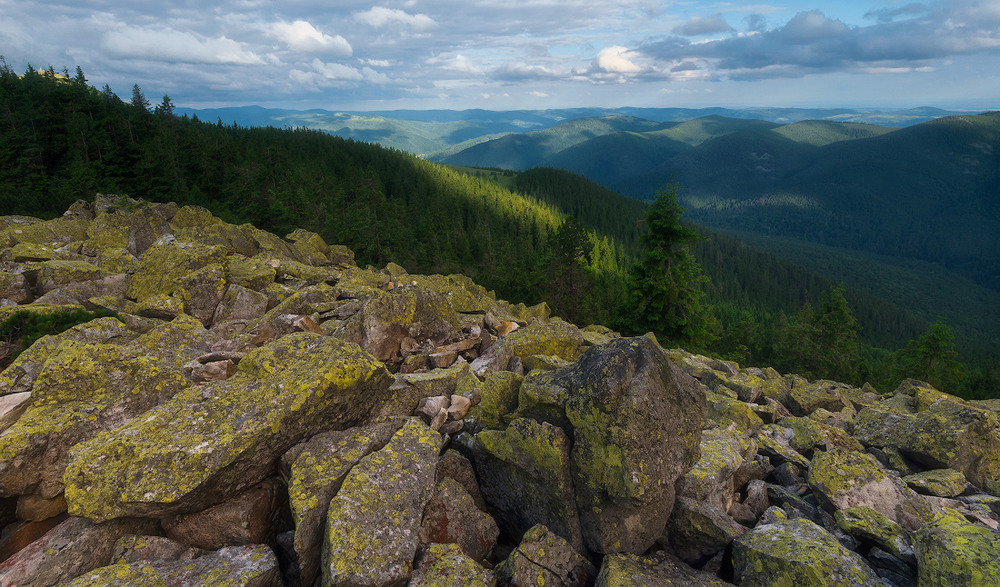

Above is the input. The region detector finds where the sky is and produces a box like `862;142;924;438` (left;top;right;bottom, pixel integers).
2;1;999;112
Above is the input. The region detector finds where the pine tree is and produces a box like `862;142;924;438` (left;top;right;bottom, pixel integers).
621;184;716;346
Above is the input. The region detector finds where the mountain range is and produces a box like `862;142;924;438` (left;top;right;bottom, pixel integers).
174;105;972;158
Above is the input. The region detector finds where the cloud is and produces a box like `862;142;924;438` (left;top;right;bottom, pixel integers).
639;3;1000;80
530;90;549;98
101;26;264;65
272;20;352;56
353;7;437;31
593;46;642;74
673;14;734;36
865;3;928;23
494;62;563;80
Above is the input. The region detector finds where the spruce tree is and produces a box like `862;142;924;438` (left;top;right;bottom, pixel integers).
895;321;964;391
621;184;716;346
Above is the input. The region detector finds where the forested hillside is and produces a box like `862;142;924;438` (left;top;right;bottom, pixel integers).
1;62;996;397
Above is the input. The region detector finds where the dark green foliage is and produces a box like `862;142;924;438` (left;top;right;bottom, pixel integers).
775;284;861;383
894;322;964;392
540;216;593;324
620;184;716;346
0;308;120;367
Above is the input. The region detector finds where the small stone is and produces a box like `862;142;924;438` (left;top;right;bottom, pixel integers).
293;315;324;335
430;407;448;431
448;394;472;420
191;359;237;382
440;420;464;435
429;350;458;369
496;321;519;336
16;493;68;522
416;396;450;422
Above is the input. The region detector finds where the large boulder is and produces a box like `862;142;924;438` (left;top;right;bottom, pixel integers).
807;447;933;531
732;518;881;586
470;319;587;375
596;552;730;586
536;336;705;554
494;523;595;587
419;476;499;562
0;332;193;499
63;333;391;520
676;428;756;512
322;418;441;587
0;516;159;587
283;422;399;587
63;544;280;587
409;543;494;587
474;417;582;550
853;383;1000;494
913;510;1000;585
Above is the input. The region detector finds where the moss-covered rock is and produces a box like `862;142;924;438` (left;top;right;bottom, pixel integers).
596;552;730;587
63;544;280;587
705;391;764;435
409;543;495;587
465;370;523;432
63;333;391;520
677;428;756;512
126;239;228;302
2;216;90;248
34;260;106;294
788;380;853;417
0;516;160;587
175;262;227;326
494;523;595;587
85;205;173;257
474;418;583;552
807;447;933;531
11;241;61;262
283;423;398;587
226;254;278;291
471;319;586;375
334;285;464;362
534;336;707;555
322;418;441;587
903;469;970;498
913;510;1000;586
777;416;864;454
733;518;881;586
665;496;749;565
0;316;133;396
0;337;191;499
854;397;1000;494
834;506;915;564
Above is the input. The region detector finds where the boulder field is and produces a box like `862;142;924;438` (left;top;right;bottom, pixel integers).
0;195;998;586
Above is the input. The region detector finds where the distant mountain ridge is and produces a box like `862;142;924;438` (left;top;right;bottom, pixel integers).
174;105;977;157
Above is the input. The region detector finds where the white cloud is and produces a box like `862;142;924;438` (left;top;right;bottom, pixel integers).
593;46;642;73
353;7;437;31
312;59;364;81
101;26;264;65
272;20;352;56
530;90;549;97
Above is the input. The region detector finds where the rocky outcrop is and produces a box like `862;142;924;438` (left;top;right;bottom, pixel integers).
1;197;998;586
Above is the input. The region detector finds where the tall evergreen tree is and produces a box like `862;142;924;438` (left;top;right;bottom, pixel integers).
778;283;861;382
130;84;150;113
621;184;716;346
542;216;593;323
895;321;964;391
